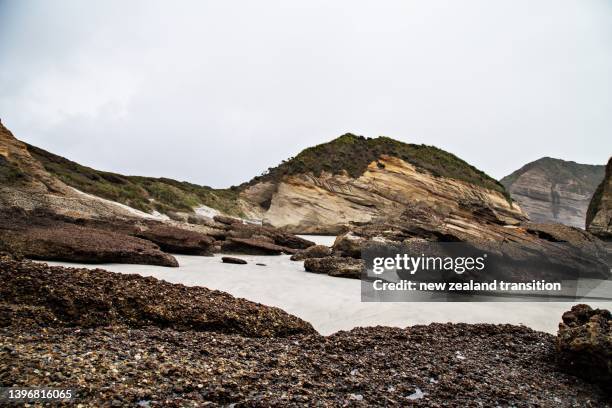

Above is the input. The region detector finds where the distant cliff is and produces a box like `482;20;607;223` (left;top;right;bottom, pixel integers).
501;157;605;229
586;157;611;240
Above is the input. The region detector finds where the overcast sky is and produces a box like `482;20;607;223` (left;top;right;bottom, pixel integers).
0;0;610;188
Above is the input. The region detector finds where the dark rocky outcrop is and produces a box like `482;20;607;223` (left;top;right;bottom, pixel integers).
69;212;313;257
0;209;178;267
501;157;605;229
132;223;215;255
0;205;313;263
221;237;297;255
329;204;610;283
290;244;332;261
218;221;315;250
587;157;612;240
0;254;313;337
304;257;364;279
221;256;247;265
557;304;611;392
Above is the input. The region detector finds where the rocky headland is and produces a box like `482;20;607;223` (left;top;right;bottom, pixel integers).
241;134;525;234
0;120;315;265
11;127;526;235
501;157;605;229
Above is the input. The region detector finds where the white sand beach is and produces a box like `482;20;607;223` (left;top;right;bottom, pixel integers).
41;236;612;336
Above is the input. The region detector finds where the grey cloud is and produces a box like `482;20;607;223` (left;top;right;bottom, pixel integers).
0;0;610;188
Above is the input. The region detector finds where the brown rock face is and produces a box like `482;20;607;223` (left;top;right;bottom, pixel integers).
586;157;612;240
0;120;68;193
304;257;364;279
0;254;314;337
557;304;611;391
0;120;166;221
501;157;605;229
213;215;243;225
0;209;178;267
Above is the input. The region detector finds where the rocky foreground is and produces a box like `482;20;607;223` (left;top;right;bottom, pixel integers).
1;255;610;407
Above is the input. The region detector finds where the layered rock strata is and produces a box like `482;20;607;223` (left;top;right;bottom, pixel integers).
245;155;525;234
501;157;605;228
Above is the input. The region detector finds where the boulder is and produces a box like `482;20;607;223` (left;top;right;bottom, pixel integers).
0;209;178;267
557;304;611;391
213;215;243;226
332;232;366;258
304;257;364;279
134;223;214;255
45;213;217;256
222;256;247;265
221;237;294;255
227;222;314;250
290;244;332;261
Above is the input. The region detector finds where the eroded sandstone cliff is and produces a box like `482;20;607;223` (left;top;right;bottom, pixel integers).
240;134;526;233
246;155;524;233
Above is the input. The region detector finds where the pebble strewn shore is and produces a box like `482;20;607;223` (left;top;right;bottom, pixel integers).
0;255;609;406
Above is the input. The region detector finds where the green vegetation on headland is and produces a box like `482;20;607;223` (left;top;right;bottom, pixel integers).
0;155;30;186
25;133;513;216
27;144;243;216
248;133;511;200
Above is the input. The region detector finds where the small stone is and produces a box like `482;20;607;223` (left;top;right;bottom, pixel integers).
407;388;426;400
221;257;247;265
